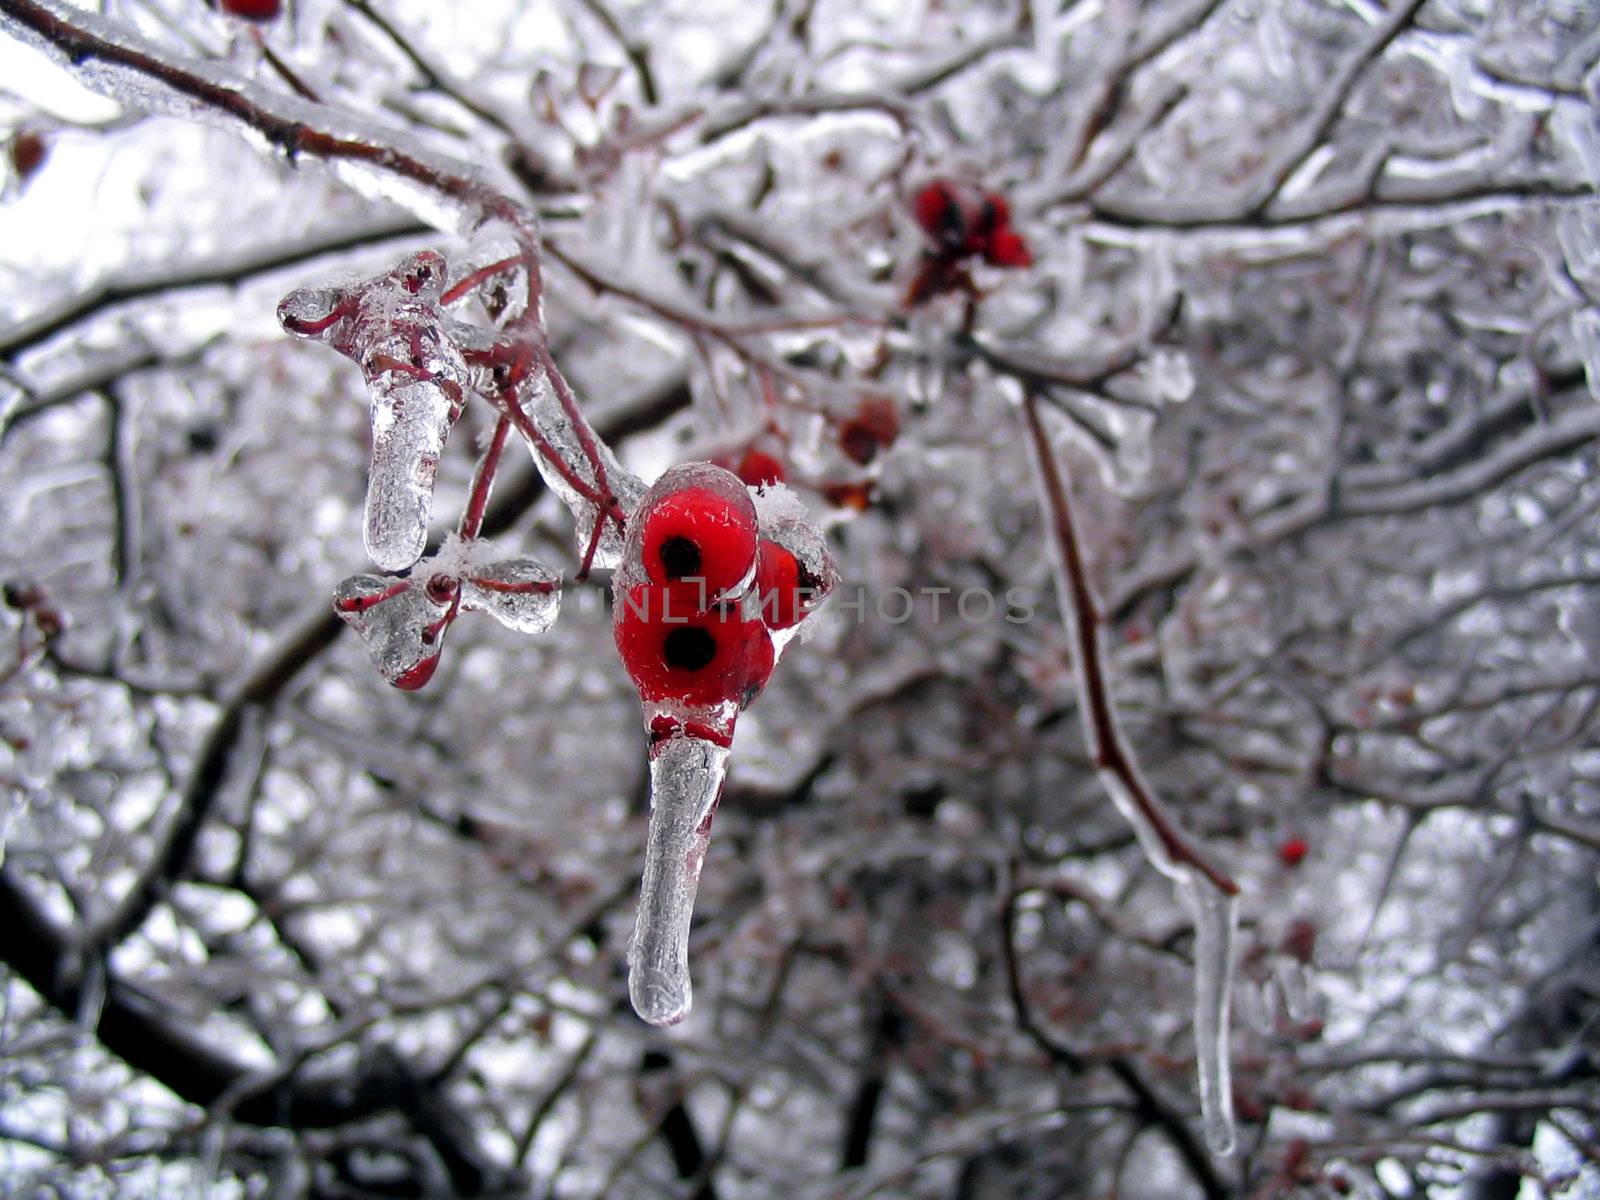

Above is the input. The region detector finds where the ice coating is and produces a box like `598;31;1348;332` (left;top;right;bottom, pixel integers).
613;461;835;1025
334;545;563;686
279;252;470;572
615;461;755;593
364;370;457;569
1180;870;1240;1156
1022;396;1239;1160
628;736;729;1026
0;1;494;236
333;572;454;689
460;556;561;634
515;361;644;572
749;489;839;654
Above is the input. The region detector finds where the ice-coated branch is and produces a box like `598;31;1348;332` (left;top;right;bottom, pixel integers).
0;214;428;364
629;736;729;1026
1020;390;1240;1156
278;231;644;581
0;0;524;236
1020;394;1237;895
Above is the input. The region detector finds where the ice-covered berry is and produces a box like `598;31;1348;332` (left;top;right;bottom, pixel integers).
638;468;759;598
908;178;1032;279
614;584;774;708
753;541;805;630
912;180;968;253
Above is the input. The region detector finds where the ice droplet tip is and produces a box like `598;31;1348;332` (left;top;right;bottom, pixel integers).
630;967;691;1026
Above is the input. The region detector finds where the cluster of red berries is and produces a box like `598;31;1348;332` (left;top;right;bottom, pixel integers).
613;465;829;735
906;178;1033;306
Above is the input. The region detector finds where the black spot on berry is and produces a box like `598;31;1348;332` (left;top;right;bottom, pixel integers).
658;535;702;580
663;626;716;671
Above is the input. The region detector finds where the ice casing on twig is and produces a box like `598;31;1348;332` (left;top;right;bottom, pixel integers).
628;736;729;1026
278;252;470;572
1022;394;1240;1158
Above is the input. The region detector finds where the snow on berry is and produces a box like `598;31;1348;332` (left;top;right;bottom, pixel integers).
905;178;1033;306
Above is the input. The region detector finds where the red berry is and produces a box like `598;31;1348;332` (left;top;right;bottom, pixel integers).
217;0;282;19
981;191;1012;229
837;396;899;465
1281;918;1317;965
9;132;46;181
912;180;967;252
753;541;805;629
734;449;785;488
984;227;1033;268
823;481;875;511
1278;837;1309;868
614;584;774;708
640;484;758;598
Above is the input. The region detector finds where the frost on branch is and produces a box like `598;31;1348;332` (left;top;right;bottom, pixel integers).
612;463;835;1025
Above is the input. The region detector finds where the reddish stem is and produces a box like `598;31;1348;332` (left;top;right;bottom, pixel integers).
533;342;623;526
466;575;557;594
1021;392;1238;896
482;387;611;508
441;256;523;307
457;416;510;540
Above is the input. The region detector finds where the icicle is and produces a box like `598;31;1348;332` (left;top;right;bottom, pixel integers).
628;736;729;1027
1274;957;1315;1023
1179;870;1239;1156
279;252;470;573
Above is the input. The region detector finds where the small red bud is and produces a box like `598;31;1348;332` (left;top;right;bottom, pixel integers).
984;227;1033;268
9;131;46;181
1278;836;1309;868
216;0;282;20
